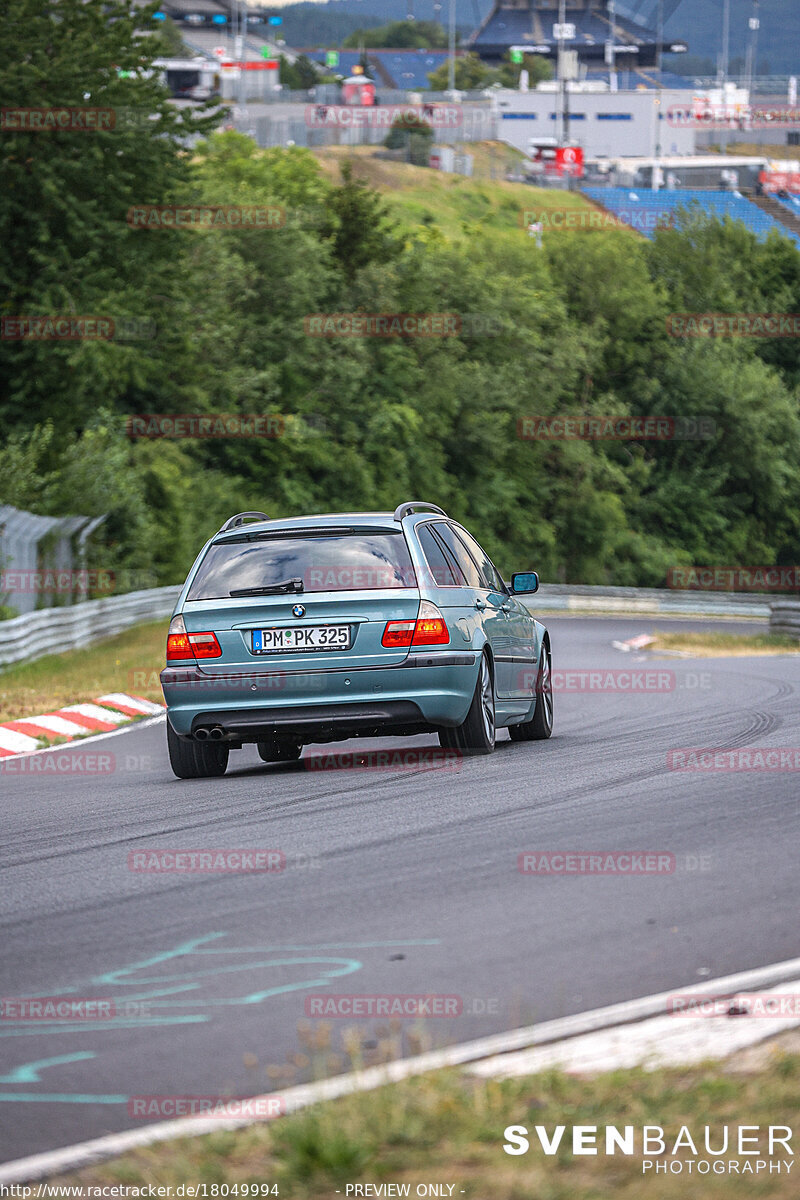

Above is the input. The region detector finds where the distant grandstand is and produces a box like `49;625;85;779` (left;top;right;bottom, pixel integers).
303;48;465;89
151;0;290;62
469;0;688;68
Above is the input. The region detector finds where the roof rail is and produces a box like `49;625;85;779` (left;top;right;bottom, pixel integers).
218;511;270;533
393;501;448;522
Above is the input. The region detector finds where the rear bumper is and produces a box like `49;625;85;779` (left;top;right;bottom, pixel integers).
162;652;478;739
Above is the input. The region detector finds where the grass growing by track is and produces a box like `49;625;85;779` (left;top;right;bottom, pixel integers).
52;1037;800;1197
649;630;800;657
312;144;623;242
0;619;167;722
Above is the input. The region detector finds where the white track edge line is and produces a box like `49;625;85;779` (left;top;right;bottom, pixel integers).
3;952;800;1183
0;714;165;763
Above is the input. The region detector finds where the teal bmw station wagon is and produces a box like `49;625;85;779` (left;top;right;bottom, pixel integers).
161;502;553;778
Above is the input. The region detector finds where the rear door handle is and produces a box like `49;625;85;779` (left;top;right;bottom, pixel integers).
475;598;487;611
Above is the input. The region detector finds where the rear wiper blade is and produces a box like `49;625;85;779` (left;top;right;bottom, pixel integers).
229;578;304;597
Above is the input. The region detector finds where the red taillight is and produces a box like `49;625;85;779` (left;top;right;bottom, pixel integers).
166;631;192;661
166;615;222;661
412;614;449;646
188;631;222;658
382;602;449;649
382;620;415;648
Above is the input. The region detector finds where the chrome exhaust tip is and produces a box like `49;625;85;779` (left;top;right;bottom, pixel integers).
208;726;225;740
194;727;209;741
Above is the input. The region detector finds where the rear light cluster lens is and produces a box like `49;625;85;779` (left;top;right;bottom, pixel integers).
382;601;449;648
381;620;415;649
166;615;222;661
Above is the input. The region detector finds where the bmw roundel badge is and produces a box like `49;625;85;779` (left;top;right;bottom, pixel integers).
292;604;306;618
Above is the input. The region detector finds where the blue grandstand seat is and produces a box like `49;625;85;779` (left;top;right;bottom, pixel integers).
774;193;800;219
473;11;539;45
473;8;650;50
581;186;800;248
305;48;452;89
306;50;369;77
369;50;452;89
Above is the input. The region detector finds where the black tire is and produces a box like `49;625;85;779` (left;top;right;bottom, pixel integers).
509;641;553;742
437;652;496;756
438;725;459;751
257;740;302;763
167;722;229;779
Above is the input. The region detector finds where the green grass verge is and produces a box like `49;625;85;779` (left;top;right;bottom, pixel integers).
312;145;626;242
0;619;167;722
650;630;800;657
52;1039;800;1196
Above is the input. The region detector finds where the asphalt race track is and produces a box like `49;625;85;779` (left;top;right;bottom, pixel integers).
2;615;800;1163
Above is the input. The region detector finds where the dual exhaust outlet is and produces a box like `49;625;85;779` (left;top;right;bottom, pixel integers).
194;725;226;741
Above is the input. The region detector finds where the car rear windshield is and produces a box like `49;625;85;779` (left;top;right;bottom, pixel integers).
186;532;417;600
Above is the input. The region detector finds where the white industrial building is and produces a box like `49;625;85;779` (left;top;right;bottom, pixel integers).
494;83;698;159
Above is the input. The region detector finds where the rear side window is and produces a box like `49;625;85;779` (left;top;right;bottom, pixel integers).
431;523;483;589
417;524;461;586
452;526;507;594
187;533;417;600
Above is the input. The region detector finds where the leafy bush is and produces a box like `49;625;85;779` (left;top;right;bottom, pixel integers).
3;3;800;593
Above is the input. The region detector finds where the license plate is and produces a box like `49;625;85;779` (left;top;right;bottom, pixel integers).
251;625;351;654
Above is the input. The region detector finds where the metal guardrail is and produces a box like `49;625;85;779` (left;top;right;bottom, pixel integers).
0;587;181;670
0;503;107;616
769;600;800;638
525;583;771;620
0;580;776;673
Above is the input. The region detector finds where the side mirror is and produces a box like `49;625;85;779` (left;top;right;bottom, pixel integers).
510;571;539;595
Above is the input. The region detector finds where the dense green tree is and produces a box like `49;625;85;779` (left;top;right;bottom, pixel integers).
427;53;493;91
4;15;800;596
318;161;401;281
0;0;221;433
343;21;448;50
498;53;554;89
384;114;434;166
278;54;320;91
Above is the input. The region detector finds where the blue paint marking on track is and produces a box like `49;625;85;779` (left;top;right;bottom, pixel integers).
0;1053;95;1083
0;935;441;1105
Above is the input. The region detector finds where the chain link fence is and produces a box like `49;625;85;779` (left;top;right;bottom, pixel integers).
0;505;110;617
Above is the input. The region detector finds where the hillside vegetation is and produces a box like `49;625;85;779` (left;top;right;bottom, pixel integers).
3;0;800;603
